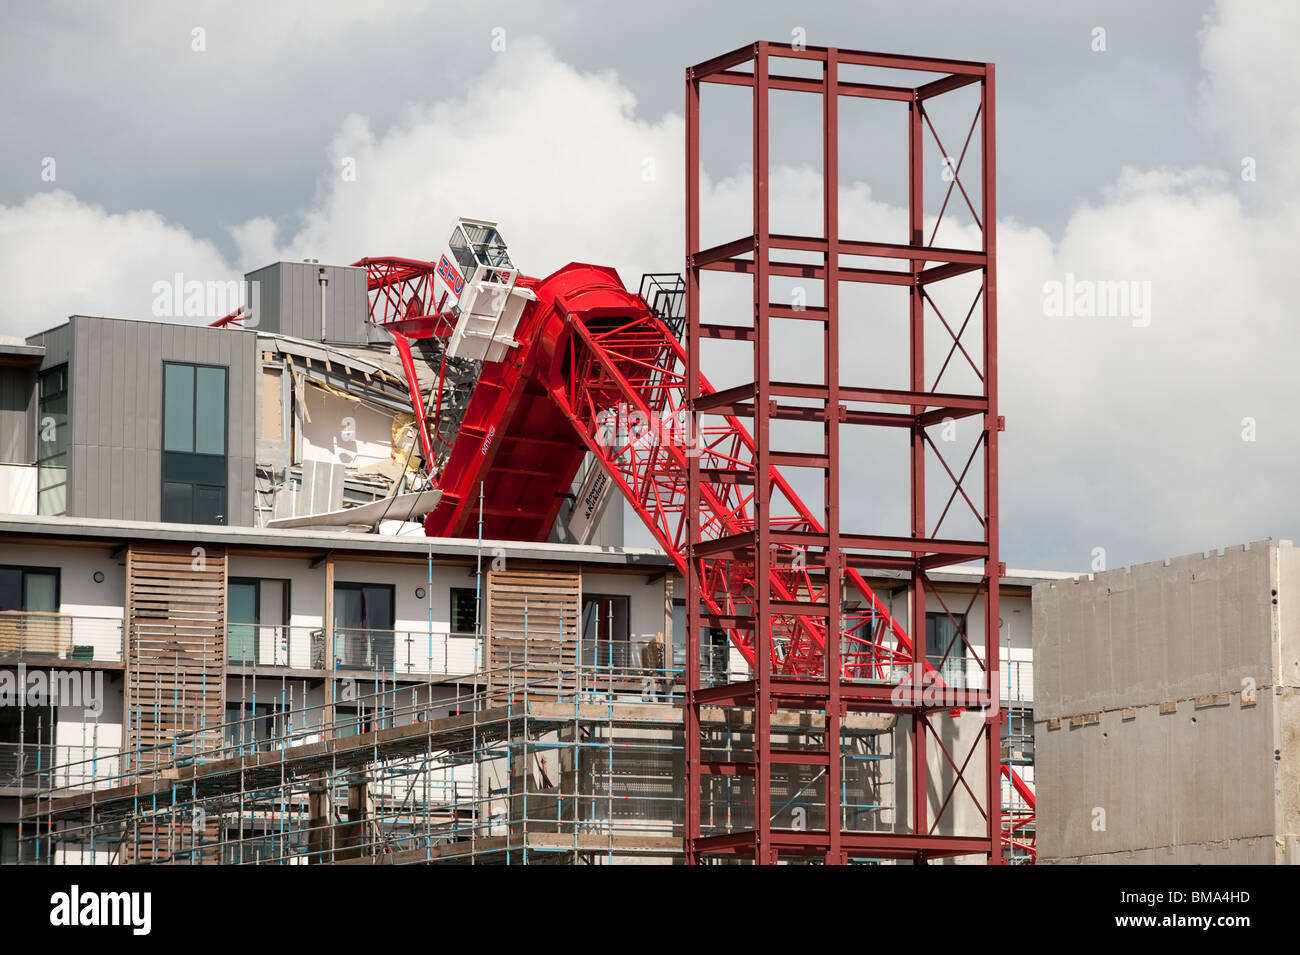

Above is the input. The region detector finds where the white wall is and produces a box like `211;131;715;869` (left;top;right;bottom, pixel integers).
0;464;36;515
580;570;667;662
51;675;124;790
300;385;398;471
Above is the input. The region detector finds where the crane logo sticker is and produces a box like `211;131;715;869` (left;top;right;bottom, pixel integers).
436;255;465;297
480;425;496;455
566;465;613;544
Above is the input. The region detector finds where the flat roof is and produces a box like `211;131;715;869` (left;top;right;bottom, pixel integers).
0;515;1072;584
0;339;44;362
0;514;673;568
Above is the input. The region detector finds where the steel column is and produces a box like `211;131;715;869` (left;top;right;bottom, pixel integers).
684;42;1005;865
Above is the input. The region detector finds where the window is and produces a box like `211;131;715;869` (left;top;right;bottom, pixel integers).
926;611;968;685
0;824;17;865
221;828;281;865
335;704;374;738
162;362;228;524
36;365;67;515
0;566;59;613
227;578;290;665
333;582;395;669
0;701;57;792
670;598;728;684
450;587;478;637
0;821;48;865
224;701;281;753
228;580;258;664
581;594;630;667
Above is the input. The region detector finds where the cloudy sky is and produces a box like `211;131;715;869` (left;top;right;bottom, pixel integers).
1;0;1295;572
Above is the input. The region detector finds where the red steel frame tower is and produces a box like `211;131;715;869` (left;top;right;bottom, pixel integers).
684;43;1003;864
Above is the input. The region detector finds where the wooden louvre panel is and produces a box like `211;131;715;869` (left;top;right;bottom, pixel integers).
122;543;227;864
124;544;227;771
486;567;579;700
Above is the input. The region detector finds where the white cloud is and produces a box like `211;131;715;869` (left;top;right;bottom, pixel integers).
1197;0;1300;204
0;5;1296;569
0;190;236;332
236;39;684;283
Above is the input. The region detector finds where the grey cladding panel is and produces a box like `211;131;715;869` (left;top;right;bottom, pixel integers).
54;316;258;526
243;262;370;345
0;366;34;464
246;264;282;336
27;323;72;368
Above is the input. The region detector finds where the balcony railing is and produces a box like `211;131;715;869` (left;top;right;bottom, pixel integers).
0;742;121;793
222;623;483;677
0;612;123;664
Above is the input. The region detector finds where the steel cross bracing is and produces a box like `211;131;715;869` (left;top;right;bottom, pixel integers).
360;259;910;681
349;43;1029;865
681;42;1009;864
357;252;1031;862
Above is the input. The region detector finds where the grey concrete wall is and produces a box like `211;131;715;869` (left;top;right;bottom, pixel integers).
1276;545;1300;862
1034;540;1298;864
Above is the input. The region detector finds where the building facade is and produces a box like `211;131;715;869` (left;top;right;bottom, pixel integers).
0;510;1051;864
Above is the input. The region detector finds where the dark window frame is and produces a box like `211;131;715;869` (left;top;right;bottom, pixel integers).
0;695;58;747
581;593;630;642
925;610;969;666
161;361;229;525
449;587;479;637
223;700;283;753
227;577;291;664
335;704;374;737
35;364;69;516
0;564;61;613
35;364;68;465
333;581;396;670
581;593;631;668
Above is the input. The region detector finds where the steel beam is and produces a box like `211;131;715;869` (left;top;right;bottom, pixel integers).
684;42;1004;866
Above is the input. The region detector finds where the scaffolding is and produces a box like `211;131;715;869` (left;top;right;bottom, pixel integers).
18;647;905;865
1001;705;1035;863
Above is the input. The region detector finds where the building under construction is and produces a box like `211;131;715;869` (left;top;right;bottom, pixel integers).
0;42;1039;864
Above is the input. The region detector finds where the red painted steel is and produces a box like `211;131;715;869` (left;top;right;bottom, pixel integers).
681;42;1009;865
345;41;1028;865
361;256;916;677
1001;764;1036;862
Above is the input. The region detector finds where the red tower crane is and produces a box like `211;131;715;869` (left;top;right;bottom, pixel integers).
356;247;1032;862
348;42;1030;864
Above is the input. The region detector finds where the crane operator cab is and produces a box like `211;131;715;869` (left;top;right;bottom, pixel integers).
434;217;536;363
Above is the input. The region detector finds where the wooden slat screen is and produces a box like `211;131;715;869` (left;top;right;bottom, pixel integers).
123;543;227;863
125;543;227;765
486;567;580;700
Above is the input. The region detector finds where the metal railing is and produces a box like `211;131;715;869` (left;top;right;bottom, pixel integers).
222;623;482;677
17;659;910;865
1;742;122;793
0;612;123;663
1000;659;1033;704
